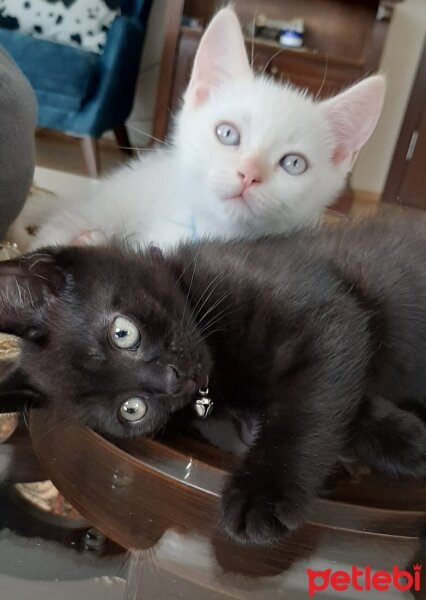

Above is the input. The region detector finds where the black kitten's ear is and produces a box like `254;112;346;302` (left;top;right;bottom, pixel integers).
147;244;164;261
0;252;65;339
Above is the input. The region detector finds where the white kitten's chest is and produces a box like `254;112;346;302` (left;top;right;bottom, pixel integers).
133;191;235;247
122;166;238;247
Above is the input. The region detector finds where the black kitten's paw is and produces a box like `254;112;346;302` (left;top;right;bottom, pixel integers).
354;397;426;479
220;475;307;545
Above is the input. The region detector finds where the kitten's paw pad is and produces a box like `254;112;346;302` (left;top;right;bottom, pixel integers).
71;229;107;246
220;479;306;546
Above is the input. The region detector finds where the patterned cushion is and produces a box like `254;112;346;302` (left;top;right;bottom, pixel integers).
0;0;120;54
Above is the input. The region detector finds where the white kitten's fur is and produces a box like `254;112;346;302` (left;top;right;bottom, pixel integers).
27;8;384;251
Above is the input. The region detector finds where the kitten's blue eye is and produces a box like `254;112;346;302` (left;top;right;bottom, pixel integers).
110;316;141;350
216;123;240;146
119;397;147;423
280;154;308;176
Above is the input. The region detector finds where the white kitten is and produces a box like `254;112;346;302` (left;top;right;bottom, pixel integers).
28;7;384;251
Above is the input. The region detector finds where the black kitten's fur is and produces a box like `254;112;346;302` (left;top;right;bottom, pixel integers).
1;215;426;545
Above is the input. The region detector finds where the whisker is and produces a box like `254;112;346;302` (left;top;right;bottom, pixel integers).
197;311;233;338
126;124;170;147
314;54;329;101
197;307;231;336
181;244;201;327
191;276;222;322
197;303;237;337
116;145;158;153
175;256;197;287
250;9;258;68
31;419;64;444
196;290;233;328
262;47;287;77
22;403;30;431
199;327;227;341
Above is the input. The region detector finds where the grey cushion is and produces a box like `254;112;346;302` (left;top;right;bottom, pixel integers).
0;48;36;239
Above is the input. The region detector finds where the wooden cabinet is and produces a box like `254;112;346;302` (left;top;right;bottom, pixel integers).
171;29;360;111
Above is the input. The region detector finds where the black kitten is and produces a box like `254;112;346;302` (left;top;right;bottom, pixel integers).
1;215;426;545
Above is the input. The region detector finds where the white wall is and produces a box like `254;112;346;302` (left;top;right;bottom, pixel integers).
352;0;426;195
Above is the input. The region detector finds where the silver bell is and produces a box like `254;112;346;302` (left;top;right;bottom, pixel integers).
194;382;214;419
194;397;214;419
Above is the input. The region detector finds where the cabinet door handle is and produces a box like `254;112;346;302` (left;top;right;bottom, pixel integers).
406;130;419;161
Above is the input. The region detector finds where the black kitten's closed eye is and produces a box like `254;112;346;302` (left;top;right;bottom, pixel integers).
109;316;141;350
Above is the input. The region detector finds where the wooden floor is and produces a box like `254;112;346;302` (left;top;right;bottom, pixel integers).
35;129;148;179
352;189;381;216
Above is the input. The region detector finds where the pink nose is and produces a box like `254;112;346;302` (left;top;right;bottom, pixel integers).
238;162;262;189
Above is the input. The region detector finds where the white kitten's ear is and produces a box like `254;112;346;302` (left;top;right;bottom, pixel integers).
184;7;252;108
320;75;385;166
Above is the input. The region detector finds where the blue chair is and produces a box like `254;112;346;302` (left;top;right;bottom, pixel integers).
0;0;153;176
